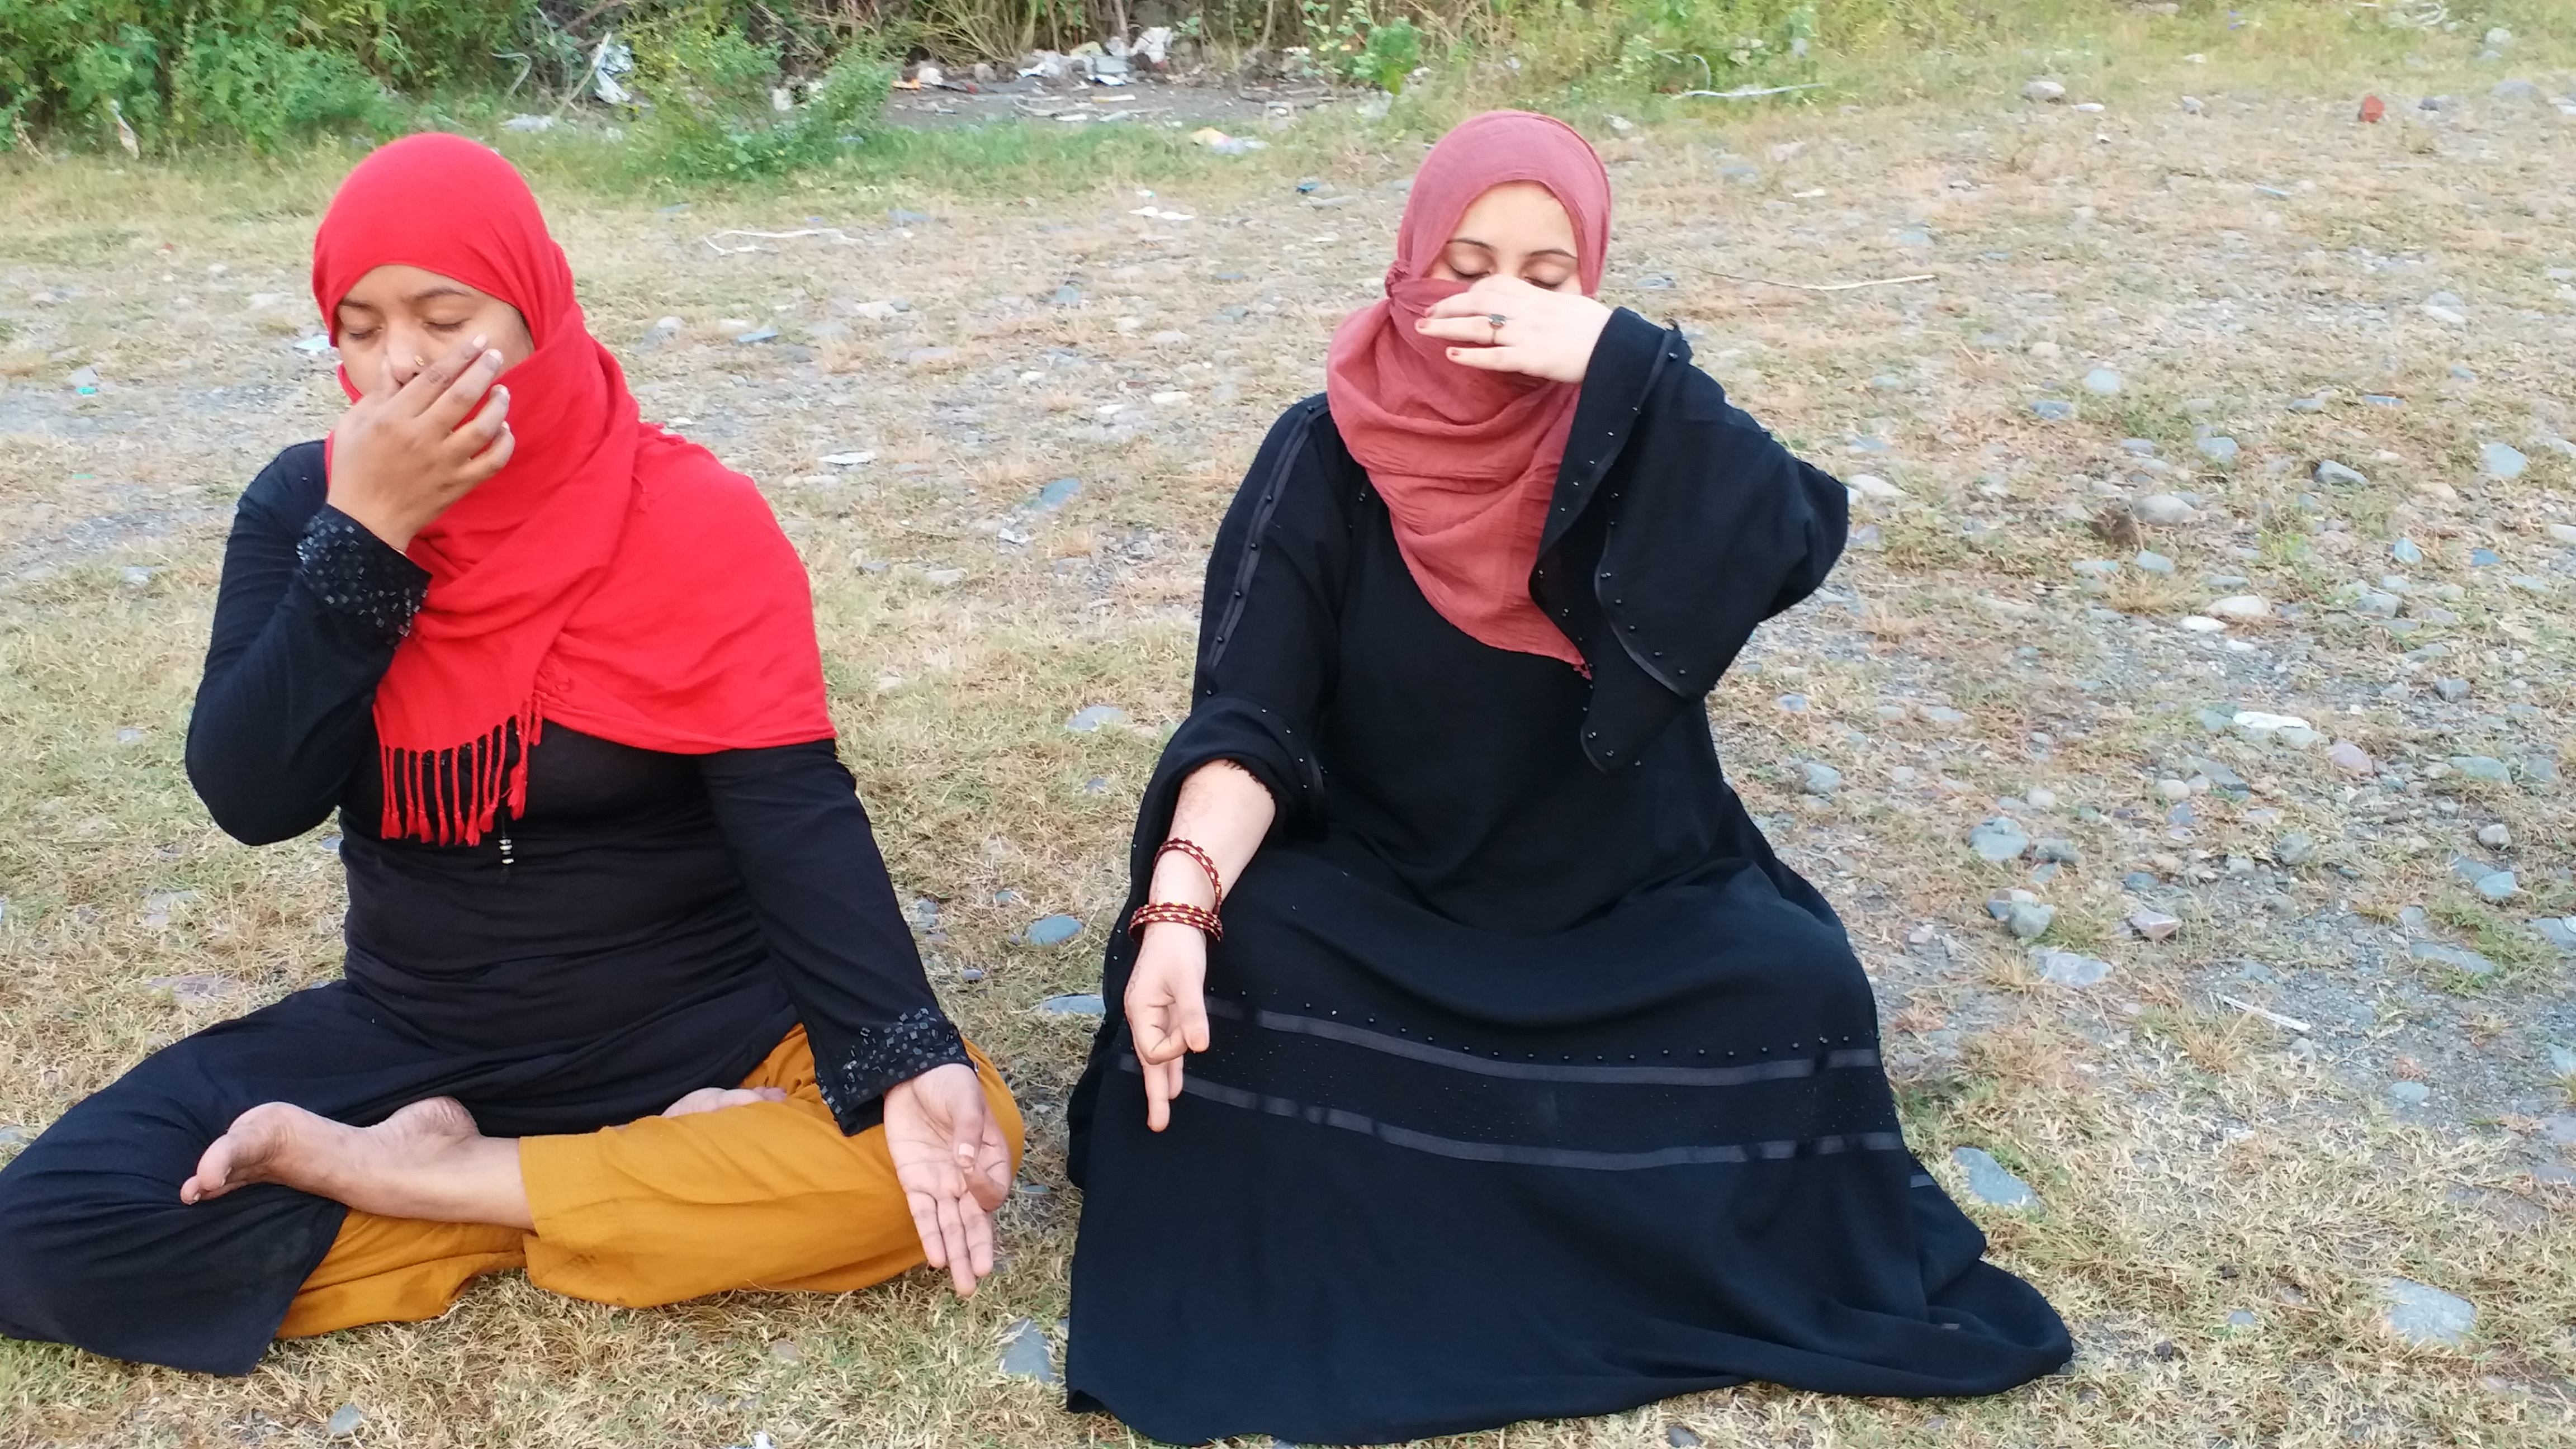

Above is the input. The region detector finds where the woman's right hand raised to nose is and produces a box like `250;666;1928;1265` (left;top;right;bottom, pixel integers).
326;335;516;551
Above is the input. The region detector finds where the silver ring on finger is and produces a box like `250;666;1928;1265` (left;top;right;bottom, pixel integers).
1485;312;1507;343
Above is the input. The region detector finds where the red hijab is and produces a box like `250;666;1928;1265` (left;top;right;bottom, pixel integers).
312;134;834;845
1324;111;1611;667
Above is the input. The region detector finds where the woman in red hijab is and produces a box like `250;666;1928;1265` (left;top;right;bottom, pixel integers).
1061;111;2070;1441
0;134;1017;1374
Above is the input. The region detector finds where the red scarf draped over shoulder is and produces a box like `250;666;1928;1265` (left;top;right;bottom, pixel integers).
311;133;834;845
1324;110;1612;667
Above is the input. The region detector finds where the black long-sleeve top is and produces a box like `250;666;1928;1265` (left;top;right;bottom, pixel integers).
186;443;968;1134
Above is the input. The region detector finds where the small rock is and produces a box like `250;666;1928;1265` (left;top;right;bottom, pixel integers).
2129;909;2182;943
2475;870;2518;903
2392;538;2424;565
2195;435;2241;465
2383;1279;2476;1348
2451;755;2511;784
998;1317;1060;1384
922;568;965;586
2024;79;2068;103
1064;704;1129;732
1776;693;1809;713
2156;778;2193;802
2181;96;2205;115
2226;1309;2258;1330
2433;678;2471;703
888;208;934;226
0;1124;30;1154
1052;283;1085;306
2033;947;2113;987
2388;1080;2431;1106
2476;823;2511;849
1026;915;1085;947
1029;476;1084;512
1666;1429;1704;1449
2030;399;2076;422
2409;941;2497;978
2005;901;2057;939
2134;550;2176;576
2314;460;2369;488
2468;547;2501;567
2479;442;2528;480
1801;762;1843;796
2135;493;2195;525
1951;1145;2038;1207
2208;595;2270;621
144;974;231;1006
2520;755;2560;788
1968;818;2032;863
769;1338;804;1365
2082;367;2123;396
2542;1112;2576;1143
639;316;682;349
2034;838;2080;864
733;325;779;344
2275;832;2316;866
1847;473;1905;501
1036;992;1106;1016
2352;590;2402;618
326;1405;366;1438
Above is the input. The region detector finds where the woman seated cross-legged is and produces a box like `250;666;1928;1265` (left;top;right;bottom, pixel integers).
1062;111;2073;1443
0;134;1018;1375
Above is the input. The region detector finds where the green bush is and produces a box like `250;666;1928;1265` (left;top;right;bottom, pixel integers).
168;25;395;151
624;30;894;182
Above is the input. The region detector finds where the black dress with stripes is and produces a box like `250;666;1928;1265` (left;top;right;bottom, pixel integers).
1062;309;2071;1444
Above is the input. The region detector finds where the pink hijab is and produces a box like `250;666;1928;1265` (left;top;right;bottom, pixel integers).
1324;111;1612;667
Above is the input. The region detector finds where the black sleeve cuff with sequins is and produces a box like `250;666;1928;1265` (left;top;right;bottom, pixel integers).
812;1005;974;1131
295;507;429;647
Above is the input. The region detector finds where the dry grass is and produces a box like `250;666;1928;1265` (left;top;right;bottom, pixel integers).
7;15;2576;1449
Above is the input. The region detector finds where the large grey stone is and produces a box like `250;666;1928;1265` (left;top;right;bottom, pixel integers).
998;1317;1060;1384
2313;460;2369;488
2005;901;2056;939
1951;1146;2037;1208
2409;941;2497;977
2451;755;2511;784
2196;435;2241;465
2383;1278;2475;1347
2479;442;2528;480
1967;817;2030;863
2033;947;2113;987
1801;761;1843;796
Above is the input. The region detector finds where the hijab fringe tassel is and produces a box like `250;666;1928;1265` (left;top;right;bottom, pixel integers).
378;703;542;847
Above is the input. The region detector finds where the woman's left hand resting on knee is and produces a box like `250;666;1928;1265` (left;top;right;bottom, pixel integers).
884;1063;1012;1296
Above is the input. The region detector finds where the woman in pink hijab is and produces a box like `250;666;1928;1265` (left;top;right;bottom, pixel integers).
1061;112;2070;1442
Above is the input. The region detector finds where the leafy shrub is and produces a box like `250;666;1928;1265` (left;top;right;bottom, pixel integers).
168;25;395;152
624;29;893;182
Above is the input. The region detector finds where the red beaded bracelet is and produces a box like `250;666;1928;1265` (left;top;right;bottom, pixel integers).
1129;899;1224;942
1156;837;1225;906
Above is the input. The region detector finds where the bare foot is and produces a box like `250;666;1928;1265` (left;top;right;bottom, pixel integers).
662;1086;789;1118
181;1097;528;1228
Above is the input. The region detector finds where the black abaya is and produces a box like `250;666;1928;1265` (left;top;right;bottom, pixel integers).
1063;310;2071;1443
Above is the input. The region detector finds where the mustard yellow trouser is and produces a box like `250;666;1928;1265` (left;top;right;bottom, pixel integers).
278;1028;1023;1337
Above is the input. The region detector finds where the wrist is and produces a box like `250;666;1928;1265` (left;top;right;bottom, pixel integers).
327;491;420;552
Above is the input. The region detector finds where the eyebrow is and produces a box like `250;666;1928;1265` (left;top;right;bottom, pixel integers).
337;284;478;314
1446;235;1578;262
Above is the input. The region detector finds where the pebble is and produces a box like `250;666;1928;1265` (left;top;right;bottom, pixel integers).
1846;473;1905;501
922;568;965;586
1801;762;1842;796
0;1124;29;1154
2208;594;2270;621
1029;476;1084;512
1052;283;1085;306
2409;941;2497;978
2156;778;2193;802
1667;1429;1704;1449
769;1338;804;1366
2476;823;2511;849
2026;787;2057;809
2082;367;2123;396
2030;399;2076;422
2178;615;2226;633
2134;550;2175;576
2450;755;2510;784
2521;756;2560;787
2129;909;2181;943
2135;493;2194;525
2549;524;2576;546
2227;1309;2258;1330
2005;901;2057;939
2024;79;2068;103
2433;678;2470;703
2388;1081;2431;1106
1064;704;1129;732
887;208;934;226
2352;590;2402;618
1026;916;1085;948
998;1317;1060;1384
2468;548;2501;567
2033;946;2113;987
2475;870;2518;902
1037;992;1106;1016
2391;538;2423;565
2313;460;2369;488
1967;818;2031;863
639;316;682;349
2195;435;2241;465
2383;1278;2476;1348
1776;693;1808;713
1951;1146;2038;1206
2480;443;2528;480
326;1405;366;1438
2034;838;2079;864
2275;832;2315;866
733;325;779;344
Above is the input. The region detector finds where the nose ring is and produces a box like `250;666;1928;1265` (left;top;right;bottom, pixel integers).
412;355;427;370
